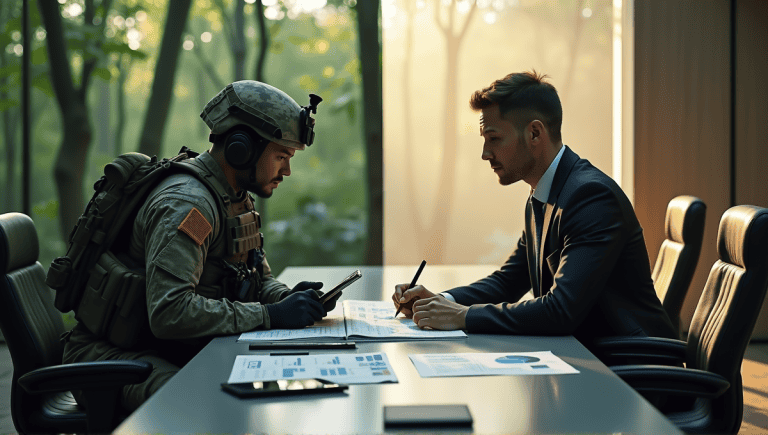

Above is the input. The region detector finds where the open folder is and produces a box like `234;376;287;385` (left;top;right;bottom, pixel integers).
237;300;467;342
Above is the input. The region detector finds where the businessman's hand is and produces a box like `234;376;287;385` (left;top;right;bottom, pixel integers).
412;296;468;331
392;284;436;318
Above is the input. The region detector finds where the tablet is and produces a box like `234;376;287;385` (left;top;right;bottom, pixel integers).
221;379;348;398
320;269;362;304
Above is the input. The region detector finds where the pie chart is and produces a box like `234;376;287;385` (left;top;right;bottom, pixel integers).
495;355;541;364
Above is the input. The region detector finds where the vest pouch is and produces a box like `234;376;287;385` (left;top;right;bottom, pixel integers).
76;251;147;349
76;253;123;338
107;270;147;349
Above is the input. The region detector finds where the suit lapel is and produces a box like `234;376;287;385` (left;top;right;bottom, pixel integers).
538;146;580;292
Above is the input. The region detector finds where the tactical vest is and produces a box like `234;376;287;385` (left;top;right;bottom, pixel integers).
74;152;265;349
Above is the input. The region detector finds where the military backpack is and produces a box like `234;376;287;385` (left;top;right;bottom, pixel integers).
46;147;226;349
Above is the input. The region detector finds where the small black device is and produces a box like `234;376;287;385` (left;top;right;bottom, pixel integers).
249;342;357;351
221;379;348;398
320;269;362;304
299;94;323;146
383;404;473;429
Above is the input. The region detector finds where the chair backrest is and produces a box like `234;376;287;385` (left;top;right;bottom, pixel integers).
0;212;67;433
652;195;706;335
686;205;768;434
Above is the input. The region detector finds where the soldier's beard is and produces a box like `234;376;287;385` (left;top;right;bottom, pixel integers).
240;166;273;198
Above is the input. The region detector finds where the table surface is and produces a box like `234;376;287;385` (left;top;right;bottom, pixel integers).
115;265;682;434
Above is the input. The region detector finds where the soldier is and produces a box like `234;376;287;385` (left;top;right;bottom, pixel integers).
61;81;338;412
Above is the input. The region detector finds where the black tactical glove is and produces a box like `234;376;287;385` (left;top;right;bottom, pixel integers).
318;290;342;312
282;281;324;299
267;289;325;329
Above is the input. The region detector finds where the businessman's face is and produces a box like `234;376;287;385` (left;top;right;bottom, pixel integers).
480;105;534;186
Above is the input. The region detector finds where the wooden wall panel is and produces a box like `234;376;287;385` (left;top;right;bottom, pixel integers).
634;0;731;336
736;0;768;339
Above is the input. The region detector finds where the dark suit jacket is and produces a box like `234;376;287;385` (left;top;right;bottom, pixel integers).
447;146;677;349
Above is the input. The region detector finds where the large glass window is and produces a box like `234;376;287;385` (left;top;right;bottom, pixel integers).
383;0;614;266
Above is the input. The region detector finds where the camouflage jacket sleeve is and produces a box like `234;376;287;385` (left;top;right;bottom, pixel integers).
136;176;272;339
252;254;291;304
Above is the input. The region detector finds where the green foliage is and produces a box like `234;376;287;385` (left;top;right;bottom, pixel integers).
0;0;369;282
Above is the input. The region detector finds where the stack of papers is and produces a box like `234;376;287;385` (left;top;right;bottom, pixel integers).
238;300;467;342
227;352;398;384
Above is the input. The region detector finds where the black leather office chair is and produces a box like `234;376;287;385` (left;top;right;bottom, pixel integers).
0;212;152;434
653;195;706;337
610;205;768;434
593;196;706;366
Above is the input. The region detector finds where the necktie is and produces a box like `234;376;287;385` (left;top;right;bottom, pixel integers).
531;196;544;252
529;195;545;292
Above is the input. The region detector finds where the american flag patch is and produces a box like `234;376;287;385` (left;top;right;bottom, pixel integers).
178;207;212;246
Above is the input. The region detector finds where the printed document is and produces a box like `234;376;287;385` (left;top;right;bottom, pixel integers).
227;352;398;384
408;351;580;377
238;300;467;342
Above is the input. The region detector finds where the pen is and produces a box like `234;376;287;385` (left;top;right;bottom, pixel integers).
394;260;427;318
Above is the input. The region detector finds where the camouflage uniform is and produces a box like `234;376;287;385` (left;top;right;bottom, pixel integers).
62;80;319;412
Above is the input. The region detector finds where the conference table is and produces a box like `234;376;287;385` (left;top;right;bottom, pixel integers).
115;265;682;434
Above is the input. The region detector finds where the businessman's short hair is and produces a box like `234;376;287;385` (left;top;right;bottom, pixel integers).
469;71;562;143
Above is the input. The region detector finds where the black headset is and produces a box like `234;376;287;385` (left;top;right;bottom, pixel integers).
222;128;269;170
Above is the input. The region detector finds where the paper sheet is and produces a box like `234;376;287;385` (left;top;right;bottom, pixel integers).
344;300;468;340
236;300;467;342
237;314;347;341
227;352;398;384
408;351;580;377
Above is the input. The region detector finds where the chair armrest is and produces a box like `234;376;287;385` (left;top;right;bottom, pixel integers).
610;364;730;399
592;336;687;366
18;360;153;394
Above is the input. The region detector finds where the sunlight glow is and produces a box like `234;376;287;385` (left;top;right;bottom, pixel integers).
323;66;335;77
582;7;593;18
113;16;125;29
315;39;329;53
128;40;140;50
265;6;285;20
612;0;623;187
484;11;497;24
457;0;472;14
201;31;213;43
125;17;136;27
136;11;147;22
183;40;194;51
66;3;83;18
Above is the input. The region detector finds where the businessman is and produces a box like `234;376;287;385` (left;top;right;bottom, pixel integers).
393;71;677;351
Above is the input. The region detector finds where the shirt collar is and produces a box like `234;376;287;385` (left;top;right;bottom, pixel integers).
532;145;566;204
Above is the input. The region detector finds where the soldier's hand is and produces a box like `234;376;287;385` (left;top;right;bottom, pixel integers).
267;289;325;329
282;281;324;300
318;290;342;312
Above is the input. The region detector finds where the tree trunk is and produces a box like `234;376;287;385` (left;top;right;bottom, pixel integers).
1;52;17;212
356;0;383;265
137;0;193;157
38;0;92;239
253;0;270;220
233;0;246;81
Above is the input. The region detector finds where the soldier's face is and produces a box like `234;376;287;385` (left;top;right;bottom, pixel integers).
240;142;295;198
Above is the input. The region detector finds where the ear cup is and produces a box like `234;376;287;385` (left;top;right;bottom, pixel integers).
224;131;259;170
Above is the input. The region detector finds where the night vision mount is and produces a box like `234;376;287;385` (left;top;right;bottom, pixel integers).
300;93;323;146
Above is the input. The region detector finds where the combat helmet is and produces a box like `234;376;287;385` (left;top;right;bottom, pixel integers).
200;81;322;163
